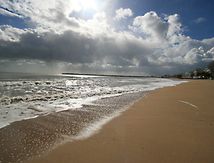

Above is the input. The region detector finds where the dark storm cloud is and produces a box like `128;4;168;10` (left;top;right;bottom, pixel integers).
0;31;97;63
0;27;214;75
0;28;153;68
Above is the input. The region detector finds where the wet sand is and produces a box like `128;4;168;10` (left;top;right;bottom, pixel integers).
27;80;214;163
0;92;143;163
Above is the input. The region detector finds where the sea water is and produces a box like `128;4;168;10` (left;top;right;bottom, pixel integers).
0;72;185;129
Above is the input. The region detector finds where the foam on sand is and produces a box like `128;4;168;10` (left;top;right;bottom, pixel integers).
178;100;199;109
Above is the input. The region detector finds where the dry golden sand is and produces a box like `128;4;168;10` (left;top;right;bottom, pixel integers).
27;80;214;163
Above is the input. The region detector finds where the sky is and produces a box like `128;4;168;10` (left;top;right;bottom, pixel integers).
0;0;214;75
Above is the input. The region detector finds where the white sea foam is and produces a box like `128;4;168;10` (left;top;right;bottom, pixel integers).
74;114;121;140
0;76;187;129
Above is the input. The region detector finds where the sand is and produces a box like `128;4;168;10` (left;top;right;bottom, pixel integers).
27;80;214;163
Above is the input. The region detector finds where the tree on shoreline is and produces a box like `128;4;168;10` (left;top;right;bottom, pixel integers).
208;61;214;78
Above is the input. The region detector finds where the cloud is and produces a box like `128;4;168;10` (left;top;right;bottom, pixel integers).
131;11;168;42
207;47;214;55
194;17;206;24
0;0;82;33
1;23;213;75
167;14;182;36
0;7;23;18
0;25;30;42
114;8;133;21
0;1;214;75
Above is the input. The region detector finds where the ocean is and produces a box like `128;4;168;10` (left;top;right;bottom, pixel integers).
0;72;184;129
0;72;185;162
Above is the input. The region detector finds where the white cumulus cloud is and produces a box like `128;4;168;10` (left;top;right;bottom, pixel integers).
114;8;133;21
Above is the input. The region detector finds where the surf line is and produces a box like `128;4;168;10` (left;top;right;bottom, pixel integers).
178;100;199;110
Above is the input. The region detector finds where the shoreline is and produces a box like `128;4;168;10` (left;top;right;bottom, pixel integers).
0;90;145;163
0;77;181;130
27;80;214;163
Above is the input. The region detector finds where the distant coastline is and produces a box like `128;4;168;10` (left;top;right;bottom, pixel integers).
62;72;157;78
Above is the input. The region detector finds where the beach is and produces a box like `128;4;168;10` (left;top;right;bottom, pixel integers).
2;76;184;163
25;80;214;163
1;0;214;162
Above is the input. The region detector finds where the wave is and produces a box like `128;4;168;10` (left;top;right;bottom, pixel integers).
0;77;186;128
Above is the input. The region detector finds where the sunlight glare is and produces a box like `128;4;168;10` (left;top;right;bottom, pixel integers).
78;0;99;11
